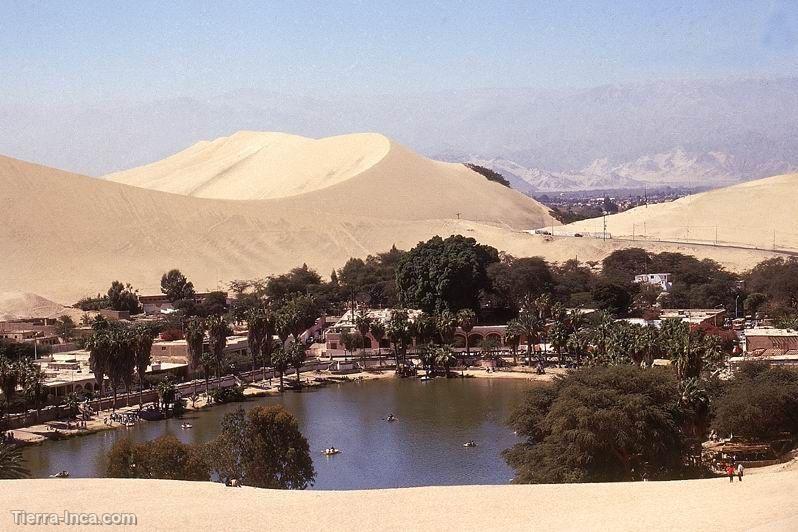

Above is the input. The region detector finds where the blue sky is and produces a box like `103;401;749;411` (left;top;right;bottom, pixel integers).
1;0;797;104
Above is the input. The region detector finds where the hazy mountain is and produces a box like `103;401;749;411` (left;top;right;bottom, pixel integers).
2;78;798;190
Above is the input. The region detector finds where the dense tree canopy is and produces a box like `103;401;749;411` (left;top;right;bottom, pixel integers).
211;406;315;489
504;366;692;483
712;362;798;440
160;269;196;303
107;281;141;314
396;235;499;313
107;436;209;481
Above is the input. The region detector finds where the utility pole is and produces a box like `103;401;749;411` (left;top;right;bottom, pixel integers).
603;212;607;242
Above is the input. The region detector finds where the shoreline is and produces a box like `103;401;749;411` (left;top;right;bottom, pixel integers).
6;364;551;448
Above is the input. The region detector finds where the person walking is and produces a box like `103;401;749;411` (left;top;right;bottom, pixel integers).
726;464;735;483
737;463;744;482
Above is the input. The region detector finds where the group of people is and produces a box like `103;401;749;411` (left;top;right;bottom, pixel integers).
726;463;744;482
2;431;15;443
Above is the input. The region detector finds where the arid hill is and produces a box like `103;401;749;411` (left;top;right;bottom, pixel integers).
555;173;798;252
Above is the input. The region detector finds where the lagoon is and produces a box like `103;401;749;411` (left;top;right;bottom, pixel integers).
22;378;532;489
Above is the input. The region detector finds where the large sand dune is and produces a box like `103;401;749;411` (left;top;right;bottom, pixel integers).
556;173;798;252
1;473;797;531
2;145;792;309
105;132;393;200
0;148;558;303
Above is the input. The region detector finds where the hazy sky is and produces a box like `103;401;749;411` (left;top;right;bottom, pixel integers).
2;1;798;104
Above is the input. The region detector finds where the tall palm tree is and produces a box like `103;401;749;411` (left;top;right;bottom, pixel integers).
386;309;412;371
503;324;522;365
434;346;456;377
185;317;206;404
245;307;267;377
0;442;29;479
132;324;155;408
369;321;386;365
271;348;290;390
0;356;19;427
354;310;372;368
288;342;307;386
436;310;458;345
205;315;230;382
512;308;543;367
456;309;476;361
199;351;214;399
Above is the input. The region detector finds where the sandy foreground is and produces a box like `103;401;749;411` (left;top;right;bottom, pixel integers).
1;471;797;531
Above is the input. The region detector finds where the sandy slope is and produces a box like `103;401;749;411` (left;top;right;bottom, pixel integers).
558;173;798;252
1;474;797;531
1;150;790;308
105;132;393;200
0;152;556;304
0;291;80;321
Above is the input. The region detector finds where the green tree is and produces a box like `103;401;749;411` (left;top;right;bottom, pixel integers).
107;281;142;313
205;315;230;381
54;315;77;341
160;269;195;303
504;366;690;483
456;308;477;360
210;406;315;489
288;342;307;386
396;235;499;313
386;309;412;370
132;324;155;408
0;442;29;479
185;317;206;403
369;321;386;364
271;348;291;390
106;435;208;480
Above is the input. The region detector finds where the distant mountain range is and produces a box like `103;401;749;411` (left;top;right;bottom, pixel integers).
3;78;798;191
465;148;798;193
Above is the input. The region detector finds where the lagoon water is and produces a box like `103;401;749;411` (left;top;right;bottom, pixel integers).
22;378;532;489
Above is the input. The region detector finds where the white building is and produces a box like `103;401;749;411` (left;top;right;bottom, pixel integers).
634;273;673;292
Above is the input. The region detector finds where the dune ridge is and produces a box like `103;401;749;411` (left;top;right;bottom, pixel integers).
558;173;798;252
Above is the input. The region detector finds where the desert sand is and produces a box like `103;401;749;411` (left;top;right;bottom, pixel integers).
1;472;797;531
0;291;83;321
0;137;793;311
557;173;798;252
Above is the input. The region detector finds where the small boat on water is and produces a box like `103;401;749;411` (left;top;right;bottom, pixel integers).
419;376;432;382
463;441;478;448
385;414;397;422
322;447;341;456
181;423;193;429
50;471;70;478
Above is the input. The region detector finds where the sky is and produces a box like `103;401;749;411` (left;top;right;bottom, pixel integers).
1;0;798;104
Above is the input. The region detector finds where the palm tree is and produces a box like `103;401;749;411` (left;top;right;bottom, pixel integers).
245;307;267;378
132;324;155;408
456;309;477;362
0;356;20;427
434;346;456;377
354;310;372;368
156;378;176;416
503;324;521;365
205;315;230;382
0;442;29;479
436;310;457;346
185;317;206;405
288;342;307;386
369;321;386;366
19;360;46;421
386;309;412;371
271;348;290;390
199;351;215;399
511;308;543;367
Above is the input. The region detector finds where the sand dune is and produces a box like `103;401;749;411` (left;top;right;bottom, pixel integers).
1;473;797;531
0;291;79;321
557;173;798;252
0;148;558;304
105;132;393;200
2;146;792;309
